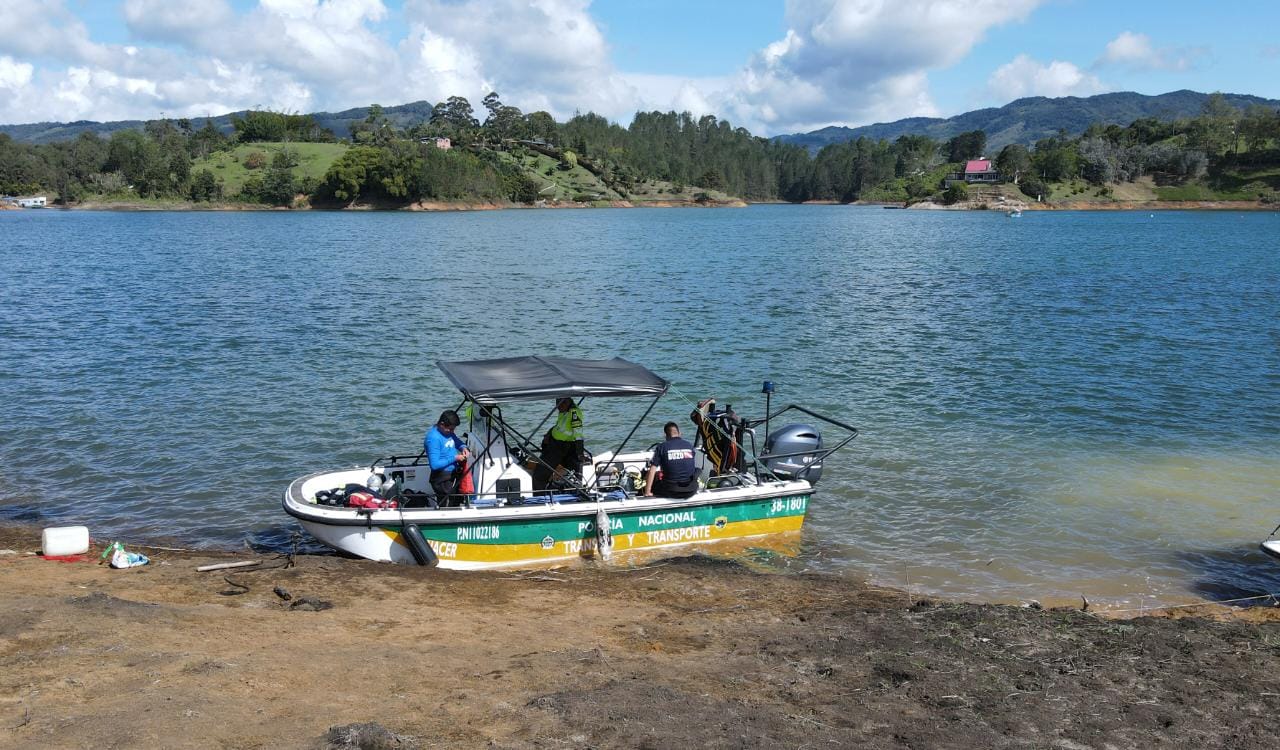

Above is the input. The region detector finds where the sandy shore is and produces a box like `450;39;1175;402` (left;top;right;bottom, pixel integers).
1;522;1278;749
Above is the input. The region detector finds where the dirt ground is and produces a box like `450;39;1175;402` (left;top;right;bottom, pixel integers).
2;523;1278;750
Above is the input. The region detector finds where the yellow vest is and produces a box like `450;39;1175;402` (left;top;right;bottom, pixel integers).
551;406;583;441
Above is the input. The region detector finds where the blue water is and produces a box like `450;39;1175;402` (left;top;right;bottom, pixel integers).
2;206;1278;606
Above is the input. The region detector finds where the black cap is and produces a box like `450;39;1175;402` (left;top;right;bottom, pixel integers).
438;409;460;427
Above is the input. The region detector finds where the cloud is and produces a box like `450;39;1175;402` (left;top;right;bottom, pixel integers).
1;0;1061;137
399;0;637;119
123;0;395;97
0;0;658;126
0;0;113;67
0;56;34;91
1097;31;1205;71
988;54;1106;99
717;0;1042;134
122;0;235;41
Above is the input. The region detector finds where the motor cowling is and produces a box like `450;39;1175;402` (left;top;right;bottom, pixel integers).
762;424;823;485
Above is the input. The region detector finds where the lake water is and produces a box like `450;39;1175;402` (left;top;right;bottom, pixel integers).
1;206;1278;607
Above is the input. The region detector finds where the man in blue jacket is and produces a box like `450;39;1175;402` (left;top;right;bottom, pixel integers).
424;409;468;507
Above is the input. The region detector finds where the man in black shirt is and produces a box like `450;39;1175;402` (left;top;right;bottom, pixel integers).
643;422;699;498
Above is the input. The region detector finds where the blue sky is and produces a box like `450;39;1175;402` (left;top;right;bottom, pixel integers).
1;1;1276;135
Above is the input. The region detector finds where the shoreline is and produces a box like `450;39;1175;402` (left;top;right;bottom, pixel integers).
16;197;1273;213
2;517;1265;615
51;197;749;212
1;520;1277;747
903;198;1279;211
1024;199;1280;211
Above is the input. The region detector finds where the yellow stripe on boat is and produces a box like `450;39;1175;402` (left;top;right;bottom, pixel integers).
383;514;805;566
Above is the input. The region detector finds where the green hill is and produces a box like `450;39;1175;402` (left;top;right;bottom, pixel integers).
776;90;1280;153
0;102;440;145
10;90;1279;153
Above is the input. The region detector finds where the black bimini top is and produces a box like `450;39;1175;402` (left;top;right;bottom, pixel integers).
437;356;669;404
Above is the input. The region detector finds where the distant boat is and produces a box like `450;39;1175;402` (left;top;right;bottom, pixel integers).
1006;209;1022;218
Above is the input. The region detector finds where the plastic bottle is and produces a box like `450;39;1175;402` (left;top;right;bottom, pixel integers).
109;545;149;568
99;540;125;562
42;526;90;556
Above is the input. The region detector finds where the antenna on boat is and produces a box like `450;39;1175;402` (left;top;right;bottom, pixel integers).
761;381;774;443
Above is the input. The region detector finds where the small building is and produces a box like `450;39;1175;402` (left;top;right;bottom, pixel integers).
417;137;451;150
16;196;47;208
962;159;1000;184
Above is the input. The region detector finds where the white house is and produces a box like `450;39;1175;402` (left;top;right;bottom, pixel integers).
16;196;47;208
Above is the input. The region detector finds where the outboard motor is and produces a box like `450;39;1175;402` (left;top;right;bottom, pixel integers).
761;424;824;485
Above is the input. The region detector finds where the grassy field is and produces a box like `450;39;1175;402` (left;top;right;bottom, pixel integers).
193;142;347;196
1156;164;1280;201
1038;164;1280;203
497;148;737;204
499;150;622;202
628;179;735;203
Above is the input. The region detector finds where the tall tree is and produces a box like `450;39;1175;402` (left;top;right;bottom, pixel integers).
352;104;397;145
995;144;1031;184
480;93;526;141
431;96;479;137
1190;92;1239;156
946;130;988;162
1238;104;1279;155
232;111;287;142
525;111;558;143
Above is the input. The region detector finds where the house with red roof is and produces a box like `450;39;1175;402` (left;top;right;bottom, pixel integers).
963;159;1000;183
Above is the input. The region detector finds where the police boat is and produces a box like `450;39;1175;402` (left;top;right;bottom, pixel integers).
282;356;857;569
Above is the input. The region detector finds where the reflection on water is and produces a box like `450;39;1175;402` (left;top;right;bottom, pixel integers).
1175;546;1280;605
0;206;1277;605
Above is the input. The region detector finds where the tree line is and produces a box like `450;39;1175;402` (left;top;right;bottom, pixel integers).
2;92;1277;206
990;93;1280;200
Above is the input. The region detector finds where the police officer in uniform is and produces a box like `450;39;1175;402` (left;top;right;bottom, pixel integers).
643;422;699;498
534;397;584;490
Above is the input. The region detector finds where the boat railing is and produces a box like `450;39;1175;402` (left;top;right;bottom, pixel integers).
370;451;429;470
368;400;857;499
746;404;859;483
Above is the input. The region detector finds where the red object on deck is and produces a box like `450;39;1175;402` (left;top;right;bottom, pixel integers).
459;459;474;495
347;492;397;510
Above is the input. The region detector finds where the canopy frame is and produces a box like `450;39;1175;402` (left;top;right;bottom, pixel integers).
437;356;669;405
